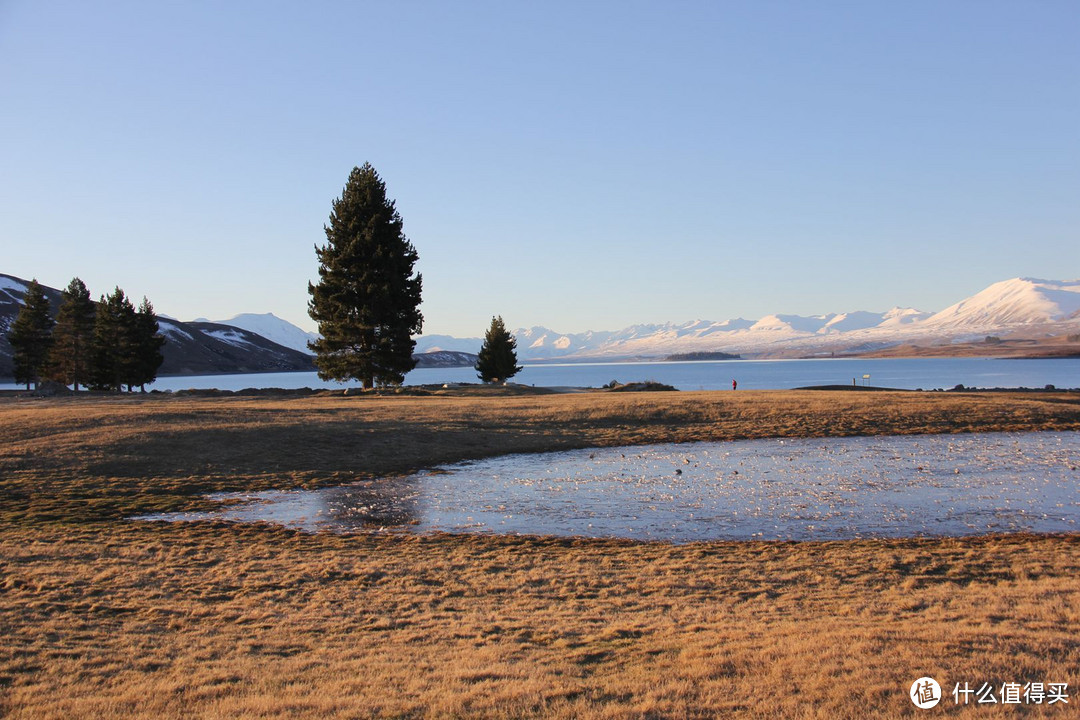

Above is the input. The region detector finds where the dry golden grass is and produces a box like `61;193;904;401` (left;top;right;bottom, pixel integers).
2;389;1080;718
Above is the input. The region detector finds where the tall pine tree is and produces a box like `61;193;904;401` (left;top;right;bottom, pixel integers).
7;279;54;390
131;297;165;392
475;316;522;384
90;287;138;391
308;164;423;388
47;277;96;390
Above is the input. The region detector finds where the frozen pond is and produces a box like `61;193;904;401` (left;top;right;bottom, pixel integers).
140;431;1080;542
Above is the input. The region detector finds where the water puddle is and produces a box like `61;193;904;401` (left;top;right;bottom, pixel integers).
139;431;1080;542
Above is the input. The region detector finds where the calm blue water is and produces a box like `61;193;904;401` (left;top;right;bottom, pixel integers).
3;357;1077;392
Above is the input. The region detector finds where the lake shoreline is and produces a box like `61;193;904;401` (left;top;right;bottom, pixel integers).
6;353;1080;393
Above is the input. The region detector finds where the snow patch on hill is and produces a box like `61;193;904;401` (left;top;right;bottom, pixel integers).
159;320;193;342
204;329;255;348
0;276;27;298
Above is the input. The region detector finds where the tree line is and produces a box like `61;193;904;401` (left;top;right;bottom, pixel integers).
7;278;165;391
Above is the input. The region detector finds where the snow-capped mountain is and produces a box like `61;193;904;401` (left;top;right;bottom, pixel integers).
922;277;1080;331
211;313;319;355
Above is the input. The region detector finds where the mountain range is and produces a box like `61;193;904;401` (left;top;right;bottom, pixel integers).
3;274;1079;379
407;277;1080;360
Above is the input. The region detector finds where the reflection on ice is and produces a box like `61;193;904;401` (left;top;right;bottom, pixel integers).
139;431;1080;542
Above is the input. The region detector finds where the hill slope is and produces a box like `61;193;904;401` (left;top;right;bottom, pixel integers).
1;275;314;379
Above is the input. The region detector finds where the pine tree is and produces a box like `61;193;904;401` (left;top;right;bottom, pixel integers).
131;297;165;392
47;277;96;390
89;287;138;391
7;279;54;390
475;316;522;384
308;164;423;389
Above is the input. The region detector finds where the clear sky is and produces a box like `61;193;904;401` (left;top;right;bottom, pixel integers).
2;1;1078;336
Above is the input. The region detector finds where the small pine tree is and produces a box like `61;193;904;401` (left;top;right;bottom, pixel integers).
308;164;423;389
131;297;165;392
89;287;138;391
47;277;96;390
7;279;55;390
475;316;522;384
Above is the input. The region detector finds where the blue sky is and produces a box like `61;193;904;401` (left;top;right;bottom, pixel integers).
1;1;1077;336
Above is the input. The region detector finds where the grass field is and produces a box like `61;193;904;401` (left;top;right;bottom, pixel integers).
2;389;1080;717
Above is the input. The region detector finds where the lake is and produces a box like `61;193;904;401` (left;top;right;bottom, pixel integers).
3;356;1076;392
139;430;1080;542
113;356;1080;392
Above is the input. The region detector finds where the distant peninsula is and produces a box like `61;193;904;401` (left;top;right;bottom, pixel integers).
664;351;741;361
